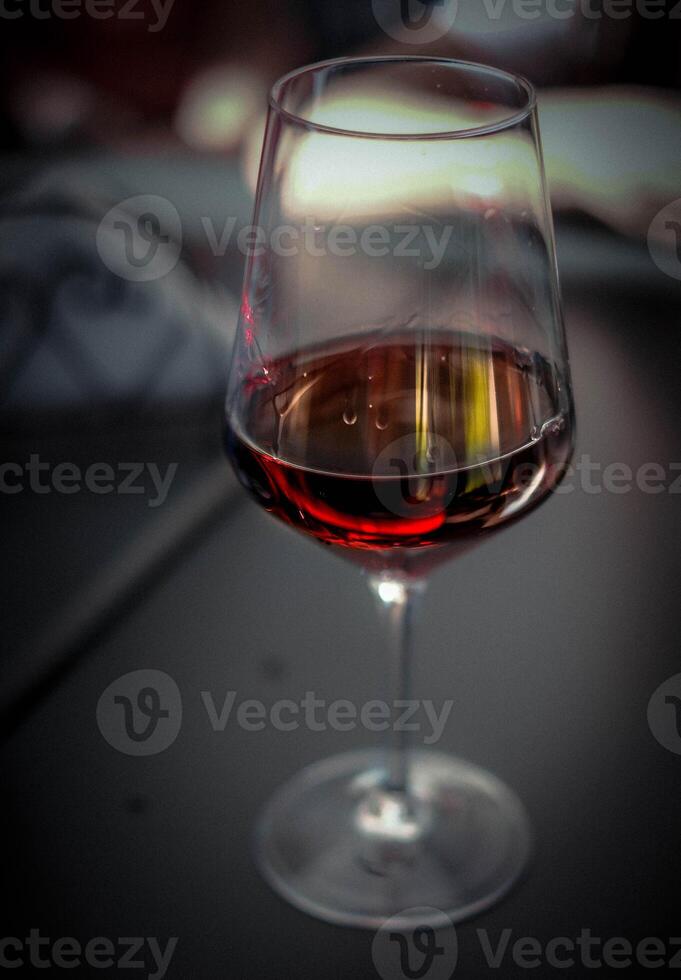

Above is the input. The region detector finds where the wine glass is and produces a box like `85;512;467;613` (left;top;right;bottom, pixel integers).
225;56;574;928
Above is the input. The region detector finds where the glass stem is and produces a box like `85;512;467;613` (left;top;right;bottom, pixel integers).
354;573;428;869
368;574;426;796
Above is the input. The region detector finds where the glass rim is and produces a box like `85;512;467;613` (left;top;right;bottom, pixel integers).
269;56;537;141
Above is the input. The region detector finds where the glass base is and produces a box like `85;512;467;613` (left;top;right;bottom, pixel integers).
255;749;531;929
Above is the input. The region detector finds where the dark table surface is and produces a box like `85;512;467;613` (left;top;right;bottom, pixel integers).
2;217;681;978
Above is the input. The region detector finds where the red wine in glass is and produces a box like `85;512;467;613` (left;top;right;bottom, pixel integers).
226;329;572;574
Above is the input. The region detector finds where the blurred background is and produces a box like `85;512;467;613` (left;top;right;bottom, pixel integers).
0;0;679;434
2;2;681;977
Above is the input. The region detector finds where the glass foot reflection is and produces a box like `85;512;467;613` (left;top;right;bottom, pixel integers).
255;749;532;929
